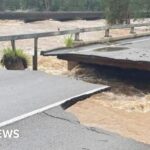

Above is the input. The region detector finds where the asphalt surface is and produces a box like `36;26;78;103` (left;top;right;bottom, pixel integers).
77;37;150;62
42;36;150;62
42;43;107;56
0;106;149;150
0;70;109;127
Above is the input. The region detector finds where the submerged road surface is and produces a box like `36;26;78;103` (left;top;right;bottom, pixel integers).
0;70;109;127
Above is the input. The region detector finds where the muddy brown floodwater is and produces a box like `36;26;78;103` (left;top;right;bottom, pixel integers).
0;19;150;144
67;65;150;144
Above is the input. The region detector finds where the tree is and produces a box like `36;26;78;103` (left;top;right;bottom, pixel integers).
0;0;150;21
43;0;52;10
0;0;103;11
0;0;5;11
102;0;130;24
130;0;150;18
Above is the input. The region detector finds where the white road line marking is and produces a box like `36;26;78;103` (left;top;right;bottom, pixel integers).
0;86;109;128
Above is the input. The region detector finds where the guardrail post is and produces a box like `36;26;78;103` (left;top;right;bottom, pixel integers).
105;29;110;37
75;33;80;41
11;40;16;51
130;27;135;34
33;38;38;71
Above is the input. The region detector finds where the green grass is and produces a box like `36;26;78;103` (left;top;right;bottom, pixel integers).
1;48;30;67
64;34;74;48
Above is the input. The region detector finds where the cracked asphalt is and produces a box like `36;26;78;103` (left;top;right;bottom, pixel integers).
0;70;108;125
42;36;150;71
0;70;149;149
43;36;150;62
0;106;149;150
76;36;150;62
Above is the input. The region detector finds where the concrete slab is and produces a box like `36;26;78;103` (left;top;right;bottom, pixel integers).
0;70;109;127
0;106;149;150
43;36;150;71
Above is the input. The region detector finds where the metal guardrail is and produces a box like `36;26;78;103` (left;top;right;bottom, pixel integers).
0;23;150;42
0;23;150;70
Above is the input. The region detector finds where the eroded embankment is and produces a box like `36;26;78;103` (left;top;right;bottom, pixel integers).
68;64;150;112
67;64;150;144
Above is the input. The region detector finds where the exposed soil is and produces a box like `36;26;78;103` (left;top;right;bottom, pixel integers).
0;19;150;144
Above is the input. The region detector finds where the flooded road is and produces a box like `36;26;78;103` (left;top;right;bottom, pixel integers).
0;19;150;144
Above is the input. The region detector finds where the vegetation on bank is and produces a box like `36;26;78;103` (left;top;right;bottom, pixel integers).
0;0;103;11
0;0;150;24
0;0;149;14
64;35;74;48
1;48;30;70
103;0;150;24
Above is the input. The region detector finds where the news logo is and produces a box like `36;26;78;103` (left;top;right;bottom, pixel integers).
0;129;20;139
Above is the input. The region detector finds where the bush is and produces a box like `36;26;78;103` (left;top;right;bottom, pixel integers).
1;48;30;70
103;0;130;24
64;35;74;48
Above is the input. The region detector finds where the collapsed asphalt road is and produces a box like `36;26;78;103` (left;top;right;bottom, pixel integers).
0;106;149;150
0;70;149;149
42;36;150;71
0;70;108;127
